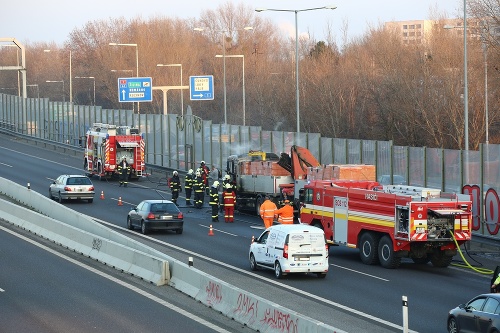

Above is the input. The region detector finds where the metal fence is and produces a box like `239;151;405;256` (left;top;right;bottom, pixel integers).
1;93;499;239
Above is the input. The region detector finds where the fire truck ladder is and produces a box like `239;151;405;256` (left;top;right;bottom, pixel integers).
135;146;143;176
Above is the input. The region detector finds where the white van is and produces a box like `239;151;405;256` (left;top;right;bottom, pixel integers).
249;224;329;279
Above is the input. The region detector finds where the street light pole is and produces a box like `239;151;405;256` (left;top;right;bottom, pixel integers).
463;0;469;152
215;55;245;126
156;63;184;115
194;27;252;125
74;76;96;105
482;25;489;145
109;43;139;112
256;6;337;137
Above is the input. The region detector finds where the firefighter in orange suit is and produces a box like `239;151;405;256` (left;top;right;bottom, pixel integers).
222;183;236;223
275;200;294;224
260;195;277;229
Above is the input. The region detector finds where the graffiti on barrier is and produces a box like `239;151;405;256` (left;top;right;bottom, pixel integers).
92;238;102;251
205;280;222;306
261;308;298;333
463;185;500;235
234;293;258;322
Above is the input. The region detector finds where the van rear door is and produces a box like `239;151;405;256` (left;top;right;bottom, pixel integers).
287;230;326;263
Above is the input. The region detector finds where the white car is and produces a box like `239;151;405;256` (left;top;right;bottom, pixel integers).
249;224;329;279
49;174;95;203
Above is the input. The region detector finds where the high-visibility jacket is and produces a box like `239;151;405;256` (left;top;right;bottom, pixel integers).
223;190;236;206
184;174;194;189
209;186;219;205
260;199;277;219
275;204;294;224
193;176;205;193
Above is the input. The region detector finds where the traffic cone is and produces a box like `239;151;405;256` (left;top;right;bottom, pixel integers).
208;224;214;236
117;197;123;206
100;191;105;199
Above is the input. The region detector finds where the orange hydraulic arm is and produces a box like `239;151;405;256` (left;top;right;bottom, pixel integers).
278;145;321;180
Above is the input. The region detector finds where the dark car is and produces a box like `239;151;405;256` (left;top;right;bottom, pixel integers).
49;174;95;203
127;199;183;235
447;293;500;333
378;174;407;185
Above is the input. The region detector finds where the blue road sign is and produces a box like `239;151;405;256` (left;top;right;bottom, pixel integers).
117;77;152;102
189;75;214;100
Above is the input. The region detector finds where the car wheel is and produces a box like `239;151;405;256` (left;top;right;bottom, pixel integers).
88;198;93;203
447;317;458;333
48;189;53;200
378;235;401;269
127;217;134;230
249;253;258;271
359;232;379;265
316;273;327;278
141;221;147;235
255;196;264;216
58;192;63;203
175;228;183;234
274;261;283;279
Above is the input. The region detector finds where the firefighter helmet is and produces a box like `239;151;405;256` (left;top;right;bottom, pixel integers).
173;171;178;176
225;183;232;189
201;160;206;165
188;169;194;175
224;174;230;180
213;181;220;188
195;171;201;177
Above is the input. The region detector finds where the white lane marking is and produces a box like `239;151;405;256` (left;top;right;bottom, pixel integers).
0;226;232;333
331;264;390;281
0;146;82;170
95;218;414;332
200;224;238;236
0;162;12;167
0;288;4;292
250;225;265;230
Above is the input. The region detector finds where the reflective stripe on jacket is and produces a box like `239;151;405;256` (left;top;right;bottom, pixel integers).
260;199;277;219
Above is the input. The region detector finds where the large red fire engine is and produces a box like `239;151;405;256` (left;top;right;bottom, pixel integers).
299;180;472;268
84;123;145;180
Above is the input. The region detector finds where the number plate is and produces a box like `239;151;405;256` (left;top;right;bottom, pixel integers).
161;216;172;220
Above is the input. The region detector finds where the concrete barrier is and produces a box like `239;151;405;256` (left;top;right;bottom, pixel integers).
0;198;169;285
0;177;343;332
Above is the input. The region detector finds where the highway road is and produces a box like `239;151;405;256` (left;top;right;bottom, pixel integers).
0;133;496;333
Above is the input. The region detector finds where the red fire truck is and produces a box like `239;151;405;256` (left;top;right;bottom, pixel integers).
299;180;472;268
84;123;145;180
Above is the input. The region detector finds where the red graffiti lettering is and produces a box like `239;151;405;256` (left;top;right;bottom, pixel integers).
205;281;222;306
234;293;258;321
261;308;298;333
484;188;500;235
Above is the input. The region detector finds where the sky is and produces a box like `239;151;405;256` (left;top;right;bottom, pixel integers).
1;1;463;46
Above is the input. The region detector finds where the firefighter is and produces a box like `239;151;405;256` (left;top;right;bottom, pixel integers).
491;267;500;293
118;157;130;187
169;171;181;206
184;169;194;206
209;181;220;222
275;199;294;224
222;183;236;223
222;174;234;190
260;195;277;229
193;170;205;209
198;161;210;187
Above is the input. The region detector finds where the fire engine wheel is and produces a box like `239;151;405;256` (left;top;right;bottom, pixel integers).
359;232;380;265
411;256;431;265
378;235;401;269
141;221;148;235
430;250;453;268
249;253;258;271
274;261;283;279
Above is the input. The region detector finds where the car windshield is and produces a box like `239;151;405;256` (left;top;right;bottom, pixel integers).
150;203;177;213
67;177;91;185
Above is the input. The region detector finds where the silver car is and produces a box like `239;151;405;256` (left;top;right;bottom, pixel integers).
49;175;95;203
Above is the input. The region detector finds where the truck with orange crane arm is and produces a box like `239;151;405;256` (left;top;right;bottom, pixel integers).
299;180;472;268
83;123;145;181
226;145;320;215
